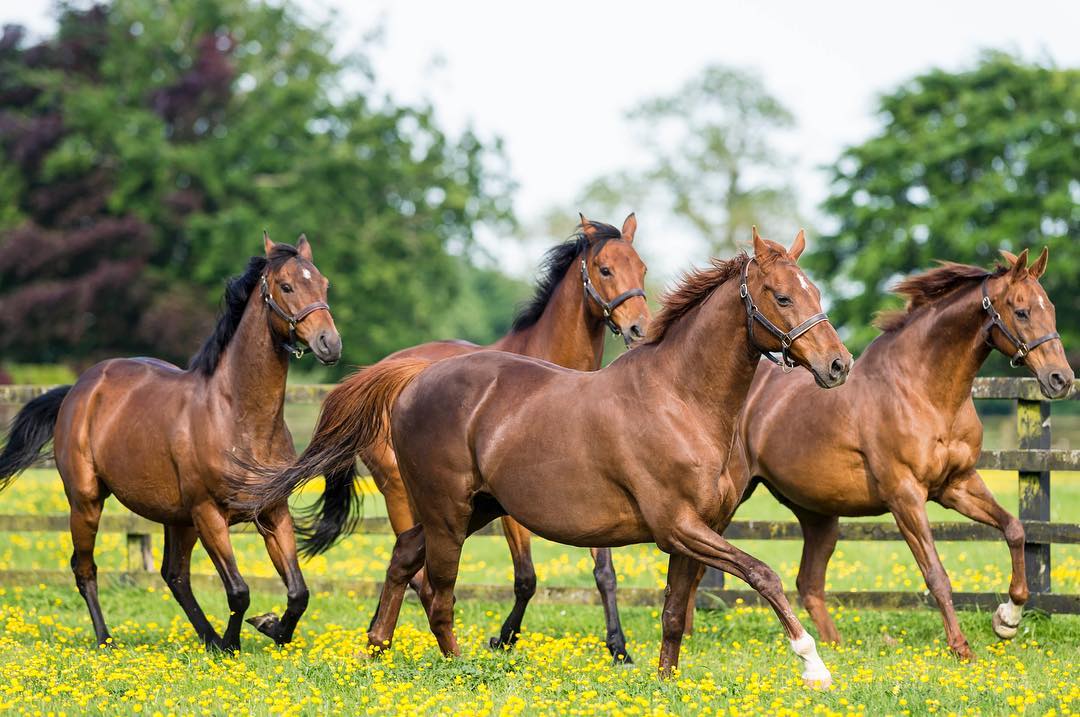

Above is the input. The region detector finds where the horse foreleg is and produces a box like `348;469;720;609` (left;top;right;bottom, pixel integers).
938;469;1027;639
669;517;832;688
792;507;841;644
658;554;701;677
591;547;632;663
889;484;972;659
192;502;250;653
250;505;309;645
162;524;222;649
489;517;536;650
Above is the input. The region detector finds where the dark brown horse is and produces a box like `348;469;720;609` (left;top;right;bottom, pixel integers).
250;229;851;683
244;216;649;661
0;234;341;651
692;248;1072;659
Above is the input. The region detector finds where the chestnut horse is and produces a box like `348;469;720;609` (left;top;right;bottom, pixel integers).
268;229;851;682
696;248;1072;659
245;216;649;661
0;235;341;651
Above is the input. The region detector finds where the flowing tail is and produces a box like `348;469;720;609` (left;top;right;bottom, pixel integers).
230;358;432;557
0;386;72;491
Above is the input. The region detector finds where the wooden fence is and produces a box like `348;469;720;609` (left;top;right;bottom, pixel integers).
1;379;1077;613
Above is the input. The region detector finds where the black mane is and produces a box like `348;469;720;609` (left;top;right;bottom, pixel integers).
188;244;300;375
511;221;623;331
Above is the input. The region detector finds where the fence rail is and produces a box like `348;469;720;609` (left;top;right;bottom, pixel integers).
1;378;1077;613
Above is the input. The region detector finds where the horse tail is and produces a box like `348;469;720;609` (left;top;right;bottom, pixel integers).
0;386;72;491
232;358;433;555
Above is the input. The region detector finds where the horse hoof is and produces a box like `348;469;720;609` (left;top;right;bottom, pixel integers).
611;652;633;666
246;612;282;639
952;643;974;661
802;672;832;690
992;602;1021;640
488;636;513;651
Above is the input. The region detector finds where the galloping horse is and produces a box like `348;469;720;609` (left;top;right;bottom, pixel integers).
695;248;1072;659
259;229;851;683
0;235;341;651
242;216;649;661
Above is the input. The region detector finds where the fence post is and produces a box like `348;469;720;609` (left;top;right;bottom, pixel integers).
126;533;153;572
1016;398;1051;594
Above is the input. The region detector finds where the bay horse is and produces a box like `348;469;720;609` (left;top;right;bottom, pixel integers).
695;248;1072;659
273;229;851;683
243;216;649;661
0;234;341;651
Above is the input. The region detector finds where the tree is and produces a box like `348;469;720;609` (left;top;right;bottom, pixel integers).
0;0;519;373
806;52;1080;360
577;65;799;256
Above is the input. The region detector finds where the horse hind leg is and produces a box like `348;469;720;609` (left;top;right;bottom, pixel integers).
66;477;111;646
367;524;427;653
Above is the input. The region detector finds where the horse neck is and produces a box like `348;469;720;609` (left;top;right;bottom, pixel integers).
874;281;992;411
638;279;759;439
493;259;606;370
212;288;291;442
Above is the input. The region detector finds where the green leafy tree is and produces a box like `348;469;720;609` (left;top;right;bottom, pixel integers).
577;65;800;255
807;52;1080;361
0;0;518;373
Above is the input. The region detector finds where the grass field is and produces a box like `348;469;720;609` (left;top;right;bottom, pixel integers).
0;468;1076;715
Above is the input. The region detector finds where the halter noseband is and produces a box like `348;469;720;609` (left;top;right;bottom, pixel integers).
580;256;646;339
739;257;830;372
260;275;330;359
980;277;1060;368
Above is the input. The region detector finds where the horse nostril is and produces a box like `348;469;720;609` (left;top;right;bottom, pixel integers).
829;357;845;379
1048;371;1067;391
316;333;330;352
630;324;644;340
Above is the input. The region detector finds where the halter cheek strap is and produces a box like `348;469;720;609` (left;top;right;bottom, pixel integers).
260;275;330;359
980;277;1061;368
580;258;647;338
740;257;830;372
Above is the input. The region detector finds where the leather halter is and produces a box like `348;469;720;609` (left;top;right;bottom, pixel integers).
260;275;330;359
739;257;830;372
580;255;646;338
980;277;1061;368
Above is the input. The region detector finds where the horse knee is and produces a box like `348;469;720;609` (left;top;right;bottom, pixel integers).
514;565;537;601
593;552;617;589
747;563;784;597
227;584;250;614
1004;518;1025;550
287;585;310;613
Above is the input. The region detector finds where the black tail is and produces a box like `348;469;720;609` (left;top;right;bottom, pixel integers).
294;462;361;558
0;386;72;490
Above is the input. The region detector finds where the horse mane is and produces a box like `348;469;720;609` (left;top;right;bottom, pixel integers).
646;253;751;345
188;243;300;375
874;261;1009;333
510;220;624;332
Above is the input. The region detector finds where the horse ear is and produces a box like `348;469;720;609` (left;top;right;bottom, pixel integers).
621;212;637;243
297;233;313;261
579;212;598;242
263;230;274;257
999;249;1019;266
788;229;806;261
752;226;771;262
1028;246;1048;280
1009;248;1030;281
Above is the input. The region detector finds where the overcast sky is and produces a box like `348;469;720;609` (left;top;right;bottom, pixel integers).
3;0;1078;278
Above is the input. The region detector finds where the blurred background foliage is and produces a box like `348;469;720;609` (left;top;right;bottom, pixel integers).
0;0;522;377
0;2;1076;381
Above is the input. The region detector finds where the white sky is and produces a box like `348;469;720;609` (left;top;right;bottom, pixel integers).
4;0;1078;279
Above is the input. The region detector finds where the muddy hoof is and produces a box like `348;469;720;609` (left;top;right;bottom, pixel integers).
246;612;282;640
992;605;1020;640
802;672;832;690
488;636;515;651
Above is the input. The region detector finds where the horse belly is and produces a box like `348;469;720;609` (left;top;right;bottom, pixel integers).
762;457;885;517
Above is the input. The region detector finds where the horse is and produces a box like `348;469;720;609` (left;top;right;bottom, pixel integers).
237;215;649;661
0;234;341;652
691;247;1072;659
271;228;852;683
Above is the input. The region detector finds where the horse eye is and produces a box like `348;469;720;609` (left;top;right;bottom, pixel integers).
281;283;293;293
1015;308;1029;320
775;294;792;307
599;266;613;277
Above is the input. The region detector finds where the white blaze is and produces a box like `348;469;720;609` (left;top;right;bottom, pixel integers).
302;268;312;280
